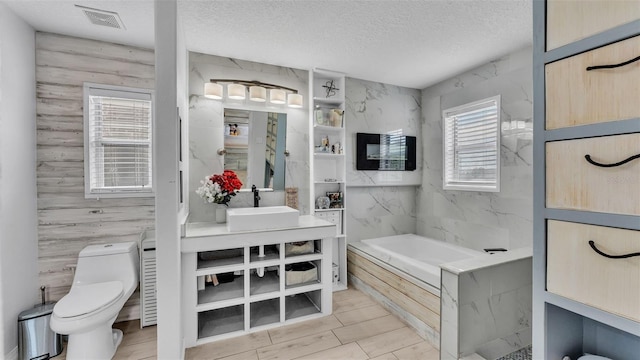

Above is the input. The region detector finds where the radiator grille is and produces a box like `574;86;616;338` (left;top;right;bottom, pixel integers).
140;240;157;327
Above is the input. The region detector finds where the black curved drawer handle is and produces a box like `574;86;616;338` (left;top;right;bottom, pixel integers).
586;55;640;71
584;153;640;167
589;240;640;259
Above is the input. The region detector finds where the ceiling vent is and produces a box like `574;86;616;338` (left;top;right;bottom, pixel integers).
75;5;126;30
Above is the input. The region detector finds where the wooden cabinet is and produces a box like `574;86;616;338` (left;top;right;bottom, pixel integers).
547;220;640;322
546;0;640;50
545;36;640;129
534;1;640;359
309;68;348;291
181;217;335;347
546;133;640;216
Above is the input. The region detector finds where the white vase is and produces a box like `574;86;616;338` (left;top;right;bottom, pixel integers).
215;204;227;223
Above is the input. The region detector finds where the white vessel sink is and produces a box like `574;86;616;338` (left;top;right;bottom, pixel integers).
226;206;300;232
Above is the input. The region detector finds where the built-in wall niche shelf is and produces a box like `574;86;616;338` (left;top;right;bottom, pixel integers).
181;217;335;346
314;125;344;134
314;208;344;212
312;97;343;105
314;180;346;185
314;109;344;129
309;69;348;292
313;153;345;158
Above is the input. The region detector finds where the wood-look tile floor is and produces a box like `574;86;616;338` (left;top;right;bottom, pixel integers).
56;287;438;360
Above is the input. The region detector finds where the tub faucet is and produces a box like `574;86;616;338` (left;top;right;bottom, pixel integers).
252;185;260;207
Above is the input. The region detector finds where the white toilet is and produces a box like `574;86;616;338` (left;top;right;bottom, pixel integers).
50;242;139;359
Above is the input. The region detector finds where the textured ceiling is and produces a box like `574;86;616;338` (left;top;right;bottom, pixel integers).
5;0;532;89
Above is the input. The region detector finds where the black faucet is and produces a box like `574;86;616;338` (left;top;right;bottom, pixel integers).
252;185;260;207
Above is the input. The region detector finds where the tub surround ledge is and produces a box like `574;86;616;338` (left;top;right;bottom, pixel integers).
440;248;533;360
440;247;532;275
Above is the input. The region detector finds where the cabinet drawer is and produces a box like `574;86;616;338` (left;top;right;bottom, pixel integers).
546;0;640;51
546;133;640;216
545;36;640;129
314;210;342;235
547;220;640;322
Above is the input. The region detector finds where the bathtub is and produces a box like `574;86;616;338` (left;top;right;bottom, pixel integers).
349;234;484;290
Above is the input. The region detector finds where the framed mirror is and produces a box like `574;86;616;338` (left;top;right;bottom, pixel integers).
224;109;287;190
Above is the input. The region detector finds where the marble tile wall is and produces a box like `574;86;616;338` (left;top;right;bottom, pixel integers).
345;186;417;242
417;47;534;251
441;256;533;359
345;78;422;186
344;78;422;242
188;53;310;221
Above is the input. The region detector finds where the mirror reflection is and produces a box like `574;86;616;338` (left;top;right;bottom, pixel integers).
224;109;287;190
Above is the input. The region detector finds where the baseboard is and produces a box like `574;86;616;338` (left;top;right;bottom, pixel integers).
5;346;18;360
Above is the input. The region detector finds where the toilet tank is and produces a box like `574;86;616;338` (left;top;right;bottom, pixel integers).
74;242;139;287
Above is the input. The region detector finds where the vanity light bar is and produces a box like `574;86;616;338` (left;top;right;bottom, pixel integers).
204;83;223;99
204;79;303;108
287;93;303;108
270;89;286;104
249;86;267;102
227;83;246;100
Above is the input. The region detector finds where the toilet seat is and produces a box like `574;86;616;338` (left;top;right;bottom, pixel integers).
54;281;123;318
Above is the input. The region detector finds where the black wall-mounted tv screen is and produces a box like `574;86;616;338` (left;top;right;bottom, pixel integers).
356;132;416;171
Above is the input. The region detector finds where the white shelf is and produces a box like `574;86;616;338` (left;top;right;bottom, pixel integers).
195;263;244;277
285;281;323;294
198;305;244;339
283;253;323;263
285;291;322;320
183;230;333;346
310;68;348;298
313;124;344;132
250;271;280;297
250;298;280;329
197;275;244;305
314;208;344;213
313;97;344;105
313;152;344;158
197;254;244;270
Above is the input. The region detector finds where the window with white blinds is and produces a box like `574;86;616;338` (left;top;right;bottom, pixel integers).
443;95;500;192
83;83;153;198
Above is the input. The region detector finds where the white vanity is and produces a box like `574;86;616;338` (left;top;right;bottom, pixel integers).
181;214;336;347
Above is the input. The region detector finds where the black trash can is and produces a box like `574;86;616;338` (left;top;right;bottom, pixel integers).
17;302;62;360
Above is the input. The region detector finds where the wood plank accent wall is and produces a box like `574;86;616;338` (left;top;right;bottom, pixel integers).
36;32;155;321
347;250;441;332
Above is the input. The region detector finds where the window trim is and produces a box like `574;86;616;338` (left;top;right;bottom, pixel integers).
442;95;501;192
83;83;155;199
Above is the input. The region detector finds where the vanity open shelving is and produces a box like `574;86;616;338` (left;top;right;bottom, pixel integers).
181;215;335;346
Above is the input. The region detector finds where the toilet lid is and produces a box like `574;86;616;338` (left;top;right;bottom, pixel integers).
54;281;123;318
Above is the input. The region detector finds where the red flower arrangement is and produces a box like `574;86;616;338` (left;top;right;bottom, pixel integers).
195;170;243;205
